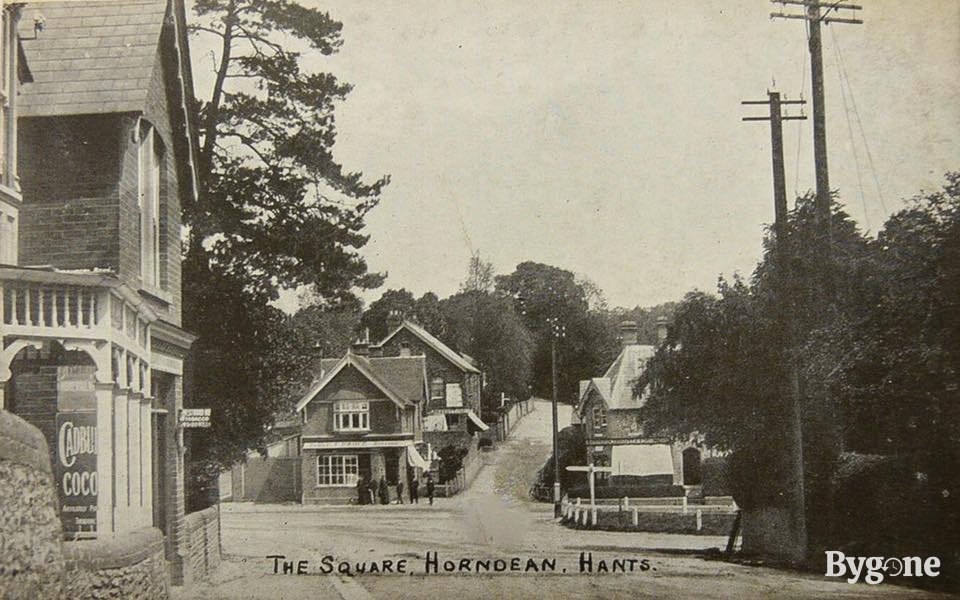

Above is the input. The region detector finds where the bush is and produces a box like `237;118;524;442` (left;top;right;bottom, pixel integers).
540;425;587;490
607;474;673;487
701;456;731;496
567;483;685;499
437;445;468;483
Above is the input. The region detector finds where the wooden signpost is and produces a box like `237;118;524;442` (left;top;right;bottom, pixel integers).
566;463;613;526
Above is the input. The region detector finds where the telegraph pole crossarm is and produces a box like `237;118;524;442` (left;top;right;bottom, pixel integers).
770;0;862;223
741;91;807;226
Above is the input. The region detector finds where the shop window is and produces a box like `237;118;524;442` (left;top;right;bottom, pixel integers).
316;454;359;486
334;400;369;432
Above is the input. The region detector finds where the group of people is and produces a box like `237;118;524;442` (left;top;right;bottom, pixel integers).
356;472;435;506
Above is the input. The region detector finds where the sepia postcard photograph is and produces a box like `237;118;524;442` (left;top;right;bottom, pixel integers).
0;0;957;598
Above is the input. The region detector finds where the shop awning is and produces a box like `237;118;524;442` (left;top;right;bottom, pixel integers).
465;409;489;432
406;445;431;470
611;444;675;477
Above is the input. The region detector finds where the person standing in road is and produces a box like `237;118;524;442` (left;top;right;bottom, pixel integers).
426;472;435;506
356;475;367;505
378;478;390;505
409;477;419;504
367;477;377;505
395;480;404;504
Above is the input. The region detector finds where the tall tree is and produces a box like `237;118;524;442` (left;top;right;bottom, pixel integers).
184;1;389;483
495;262;617;401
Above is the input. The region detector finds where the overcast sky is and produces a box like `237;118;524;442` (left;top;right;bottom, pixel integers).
189;1;960;310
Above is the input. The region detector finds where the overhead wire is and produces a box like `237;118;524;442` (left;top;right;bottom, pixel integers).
830;27;871;231
830;26;889;217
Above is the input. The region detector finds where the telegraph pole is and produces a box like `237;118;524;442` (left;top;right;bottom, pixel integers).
742;91;807;230
551;334;561;517
743;89;808;560
771;0;863;222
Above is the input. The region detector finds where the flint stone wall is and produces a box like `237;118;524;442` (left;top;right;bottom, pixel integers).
0;409;66;599
63;527;168;599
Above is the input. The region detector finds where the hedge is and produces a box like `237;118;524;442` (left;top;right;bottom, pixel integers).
567;483;685;499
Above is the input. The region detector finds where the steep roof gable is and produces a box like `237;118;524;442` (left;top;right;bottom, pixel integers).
375;320;481;374
295;352;425;412
18;0;168;116
18;0;199;200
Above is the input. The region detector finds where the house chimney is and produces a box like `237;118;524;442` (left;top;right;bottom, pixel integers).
620;321;639;348
386;310;403;335
351;329;370;356
656;317;669;343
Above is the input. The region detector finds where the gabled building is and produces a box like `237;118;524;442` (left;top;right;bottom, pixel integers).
1;0;200;583
371;311;488;435
578;320;701;487
295;350;431;504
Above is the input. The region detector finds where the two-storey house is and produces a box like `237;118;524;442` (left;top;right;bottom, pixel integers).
577;320;696;486
1;0;200;583
371;311;487;435
295;348;431;504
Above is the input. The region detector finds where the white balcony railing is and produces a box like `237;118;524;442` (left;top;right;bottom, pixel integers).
2;283;99;330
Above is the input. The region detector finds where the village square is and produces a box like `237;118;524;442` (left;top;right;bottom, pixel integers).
0;0;957;599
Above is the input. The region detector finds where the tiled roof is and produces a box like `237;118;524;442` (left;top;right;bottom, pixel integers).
579;343;656;412
18;0;168;117
365;356;427;405
296;352;427;411
605;344;656;410
374;320;481;374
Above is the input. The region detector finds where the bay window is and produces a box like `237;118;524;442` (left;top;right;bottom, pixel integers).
316;454;358;486
334;400;369;431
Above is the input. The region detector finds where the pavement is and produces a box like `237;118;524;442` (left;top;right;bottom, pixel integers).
172;400;949;600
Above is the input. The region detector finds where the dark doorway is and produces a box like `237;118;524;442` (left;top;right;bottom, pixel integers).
682;447;702;485
384;448;399;485
152;412;167;535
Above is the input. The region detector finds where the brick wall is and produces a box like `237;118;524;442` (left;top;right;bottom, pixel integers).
156;372;187;585
181;505;221;585
18;114;122;271
140;43;183;326
232;457;301;503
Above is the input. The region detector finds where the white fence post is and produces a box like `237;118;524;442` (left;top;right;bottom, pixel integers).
682;495;688;514
696;509;703;532
632;507;639;526
591;507;597;526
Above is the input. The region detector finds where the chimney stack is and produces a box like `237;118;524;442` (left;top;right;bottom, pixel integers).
619;321;639;348
656;317;669;344
386;310;404;335
351;328;370;356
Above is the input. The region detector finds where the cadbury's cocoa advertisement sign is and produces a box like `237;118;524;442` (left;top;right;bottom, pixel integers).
56;412;98;537
56;366;98;537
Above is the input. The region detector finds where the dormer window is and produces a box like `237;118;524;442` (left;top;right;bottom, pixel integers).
334;400;369;432
137;120;164;290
